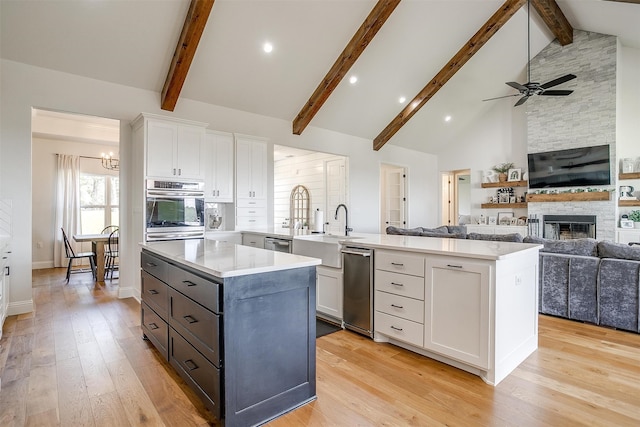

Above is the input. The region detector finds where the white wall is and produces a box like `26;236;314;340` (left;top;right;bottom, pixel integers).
32;137;119;268
0;59;439;315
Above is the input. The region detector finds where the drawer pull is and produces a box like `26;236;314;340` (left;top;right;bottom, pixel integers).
148;289;159;295
145;262;157;267
391;282;404;287
183;315;198;324
390;304;404;309
447;264;463;269
148;322;159;330
183;280;197;287
184;359;199;371
390;325;404;331
390;262;404;267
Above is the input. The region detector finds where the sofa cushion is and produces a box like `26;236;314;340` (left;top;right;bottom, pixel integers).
523;236;598;256
446;225;467;235
597;241;640;261
421;226;449;234
467;233;523;243
385;226;423;236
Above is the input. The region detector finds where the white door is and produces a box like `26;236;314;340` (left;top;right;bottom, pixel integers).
325;158;347;235
212;132;234;202
380;164;407;233
235;138;252;201
249;140;267;200
146;120;177;178
176;125;205;180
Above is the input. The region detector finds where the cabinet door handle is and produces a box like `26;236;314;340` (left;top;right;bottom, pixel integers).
148;289;159;295
173;168;176;175
391;282;404;287
148;322;159;330
447;264;463;269
390;326;403;331
390;304;404;309
183;280;197;287
391;262;404;267
184;359;199;371
178;168;182;176
183;315;198;324
145;262;157;267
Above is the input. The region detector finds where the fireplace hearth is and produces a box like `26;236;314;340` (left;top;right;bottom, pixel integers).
543;215;597;240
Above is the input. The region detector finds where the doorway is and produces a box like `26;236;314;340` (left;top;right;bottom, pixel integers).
31;108;120;275
441;169;470;226
380;163;407;233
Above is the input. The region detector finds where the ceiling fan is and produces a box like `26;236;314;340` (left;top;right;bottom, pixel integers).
483;0;576;107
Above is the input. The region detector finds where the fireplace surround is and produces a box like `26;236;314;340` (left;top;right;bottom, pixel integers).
543;215;597;240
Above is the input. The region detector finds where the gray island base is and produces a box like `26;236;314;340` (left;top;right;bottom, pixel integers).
140;239;320;426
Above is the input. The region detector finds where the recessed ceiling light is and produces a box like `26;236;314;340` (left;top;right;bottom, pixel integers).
399;96;406;104
349;75;358;85
444;115;452;122
263;42;273;53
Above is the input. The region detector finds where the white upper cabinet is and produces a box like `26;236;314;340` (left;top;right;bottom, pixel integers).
235;135;267;205
145;117;206;181
204;130;234;202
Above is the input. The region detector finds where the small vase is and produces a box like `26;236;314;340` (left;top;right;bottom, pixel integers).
498;173;507;182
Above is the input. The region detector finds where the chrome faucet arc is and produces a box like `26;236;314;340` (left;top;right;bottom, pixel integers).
334;204;353;236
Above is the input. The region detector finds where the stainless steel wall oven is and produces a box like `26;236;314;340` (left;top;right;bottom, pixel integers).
145;180;205;241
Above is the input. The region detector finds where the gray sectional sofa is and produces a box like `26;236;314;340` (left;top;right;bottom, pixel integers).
385;226;640;334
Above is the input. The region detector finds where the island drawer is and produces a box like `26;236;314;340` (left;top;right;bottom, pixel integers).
375;250;425;277
168;265;221;313
375;291;424;324
141;270;169;319
141;251;168;282
169;288;221;367
375;270;425;300
169;328;221;419
374;311;424;348
142;302;168;360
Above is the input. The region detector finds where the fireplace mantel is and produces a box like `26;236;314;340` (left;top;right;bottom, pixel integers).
526;192;611;203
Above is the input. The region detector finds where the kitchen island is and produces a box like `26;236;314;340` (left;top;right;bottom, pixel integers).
139;239;320;427
338;234;542;385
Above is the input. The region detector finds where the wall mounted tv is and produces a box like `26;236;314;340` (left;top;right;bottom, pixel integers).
527;144;611;189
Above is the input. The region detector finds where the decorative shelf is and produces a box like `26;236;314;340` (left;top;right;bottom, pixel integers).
619;200;640;207
481;180;528;188
480;202;528;209
619;172;640;180
526;192;611;203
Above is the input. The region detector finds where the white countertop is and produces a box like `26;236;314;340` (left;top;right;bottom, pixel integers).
325;234;542;261
237;228;315;239
140;239;320;278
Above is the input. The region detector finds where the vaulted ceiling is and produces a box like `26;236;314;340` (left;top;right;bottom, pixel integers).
2;0;639;155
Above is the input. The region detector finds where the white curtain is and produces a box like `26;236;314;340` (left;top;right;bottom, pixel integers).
54;154;81;267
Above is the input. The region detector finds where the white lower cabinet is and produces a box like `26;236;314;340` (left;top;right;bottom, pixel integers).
241;233;265;249
316;266;343;321
616;228;640;244
424;257;490;369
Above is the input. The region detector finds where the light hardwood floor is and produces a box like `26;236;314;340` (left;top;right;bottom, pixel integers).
1;268;640;426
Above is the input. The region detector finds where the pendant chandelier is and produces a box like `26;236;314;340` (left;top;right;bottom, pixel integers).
101;152;119;171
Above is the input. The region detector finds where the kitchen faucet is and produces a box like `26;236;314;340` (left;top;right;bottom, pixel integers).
334;204;353;236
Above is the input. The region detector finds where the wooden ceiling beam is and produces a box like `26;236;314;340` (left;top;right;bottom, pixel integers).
161;0;215;112
292;0;401;135
373;0;526;151
531;0;573;46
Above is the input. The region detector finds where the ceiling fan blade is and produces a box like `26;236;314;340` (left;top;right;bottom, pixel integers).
540;90;573;96
482;94;521;102
514;95;529;107
506;81;527;91
540;74;576;89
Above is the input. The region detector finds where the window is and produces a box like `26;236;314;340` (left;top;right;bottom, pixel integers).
80;174;119;233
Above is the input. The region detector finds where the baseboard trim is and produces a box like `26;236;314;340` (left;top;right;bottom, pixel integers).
7;299;34;316
32;261;54;269
118;286;140;303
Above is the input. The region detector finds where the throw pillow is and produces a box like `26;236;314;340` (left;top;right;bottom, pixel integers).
597;241;640;261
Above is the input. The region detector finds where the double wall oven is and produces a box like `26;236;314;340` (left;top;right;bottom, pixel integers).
145;180;205;241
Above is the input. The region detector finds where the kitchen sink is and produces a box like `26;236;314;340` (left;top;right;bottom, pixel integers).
292;234;363;268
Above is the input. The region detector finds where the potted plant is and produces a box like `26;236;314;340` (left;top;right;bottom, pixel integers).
629;210;640;228
492;162;515;183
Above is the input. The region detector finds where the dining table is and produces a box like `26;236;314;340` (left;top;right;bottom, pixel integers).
73;233;113;282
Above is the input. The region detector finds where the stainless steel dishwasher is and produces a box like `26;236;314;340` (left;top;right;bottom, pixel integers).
341;246;374;338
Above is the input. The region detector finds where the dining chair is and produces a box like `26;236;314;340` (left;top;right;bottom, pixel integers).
61;227;96;282
104;228;119;280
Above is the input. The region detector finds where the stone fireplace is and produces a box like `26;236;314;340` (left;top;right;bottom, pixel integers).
527;30;617;242
543;215;597;240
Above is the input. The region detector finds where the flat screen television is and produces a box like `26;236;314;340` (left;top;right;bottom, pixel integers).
527;144;611;189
